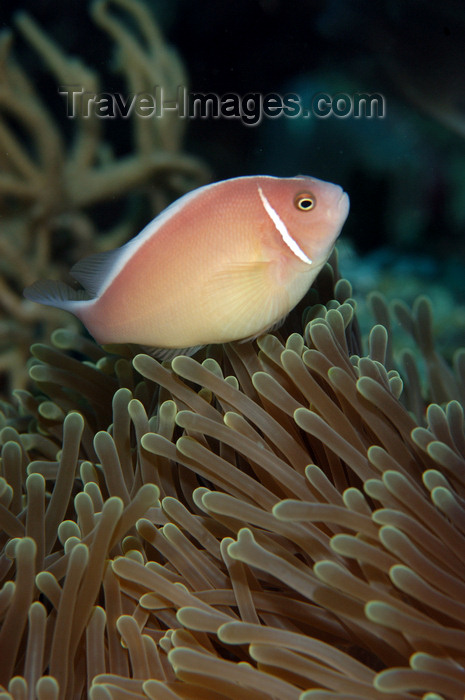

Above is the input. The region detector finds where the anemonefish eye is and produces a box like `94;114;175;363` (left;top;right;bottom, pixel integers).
294;192;316;211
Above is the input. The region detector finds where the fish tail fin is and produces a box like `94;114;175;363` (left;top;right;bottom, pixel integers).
23;280;92;311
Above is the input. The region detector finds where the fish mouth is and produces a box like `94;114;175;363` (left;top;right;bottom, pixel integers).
323;188;349;225
336;190;350;219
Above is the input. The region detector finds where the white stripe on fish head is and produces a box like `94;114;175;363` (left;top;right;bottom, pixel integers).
257;185;312;265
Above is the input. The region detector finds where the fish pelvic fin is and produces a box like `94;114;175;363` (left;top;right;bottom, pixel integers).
23;279;93;310
237;314;288;343
142;344;204;361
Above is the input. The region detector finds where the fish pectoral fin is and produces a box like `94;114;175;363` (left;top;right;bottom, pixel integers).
206;261;283;336
23;279;91;310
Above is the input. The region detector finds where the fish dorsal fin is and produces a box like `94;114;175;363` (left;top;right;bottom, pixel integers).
69;178;280;300
69;184;221;298
70;248;125;297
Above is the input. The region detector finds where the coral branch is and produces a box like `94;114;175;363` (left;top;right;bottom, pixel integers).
0;0;209;395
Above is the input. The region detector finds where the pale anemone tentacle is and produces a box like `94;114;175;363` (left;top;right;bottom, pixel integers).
1;261;465;697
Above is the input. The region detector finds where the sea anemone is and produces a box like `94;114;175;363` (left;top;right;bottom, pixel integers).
1;255;464;699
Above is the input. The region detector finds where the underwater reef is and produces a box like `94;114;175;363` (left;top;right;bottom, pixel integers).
1;255;465;699
0;0;208;395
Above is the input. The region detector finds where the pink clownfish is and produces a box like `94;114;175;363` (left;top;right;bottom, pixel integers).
24;175;349;358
